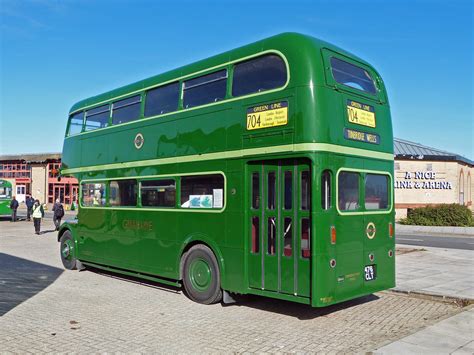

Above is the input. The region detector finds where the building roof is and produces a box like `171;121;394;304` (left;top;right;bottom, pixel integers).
394;138;473;166
0;153;61;163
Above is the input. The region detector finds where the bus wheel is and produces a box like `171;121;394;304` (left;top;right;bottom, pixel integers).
59;231;78;270
182;245;222;304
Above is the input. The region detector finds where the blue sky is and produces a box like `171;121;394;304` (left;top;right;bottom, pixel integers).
1;0;472;158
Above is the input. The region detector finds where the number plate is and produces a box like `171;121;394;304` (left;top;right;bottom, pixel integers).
347;100;376;128
364;265;376;281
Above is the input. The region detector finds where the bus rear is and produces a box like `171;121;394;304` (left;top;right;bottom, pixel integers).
308;43;395;307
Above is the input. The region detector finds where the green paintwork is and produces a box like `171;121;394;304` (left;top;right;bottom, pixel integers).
59;32;395;307
0;180;12;216
189;258;212;292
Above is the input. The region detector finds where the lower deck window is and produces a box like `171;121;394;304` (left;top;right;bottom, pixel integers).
365;174;389;210
109;180;137;206
338;172;360;211
141;179;176;207
181;174;224;209
82;183;106;206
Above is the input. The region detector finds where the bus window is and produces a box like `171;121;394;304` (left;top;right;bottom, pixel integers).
330;57;376;94
183;70;227;108
284;171;292;210
267;172;276;210
338;172;360;211
365;174;389;210
85;105;110;131
112;95;141;125
321;170;331;210
144;82;179;117
180;174;224;208
68;112;84;136
301;218;310;258
301;171;310;210
283;217;292;257
109;180;137;207
141;179;176;208
251;172;260;209
82;183;106;207
251;216;259;253
267;217;276;255
232;54;287;97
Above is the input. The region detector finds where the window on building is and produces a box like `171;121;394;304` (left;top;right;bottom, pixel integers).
82;183;106;206
109;180;137;206
330;57;376;94
144;82;180;117
365;174;389;210
338;172;360;211
232;54;287;97
112;95;141;125
183;70;227;108
141;179;176;207
85;105;110;131
68;112;84;135
180;174;224;208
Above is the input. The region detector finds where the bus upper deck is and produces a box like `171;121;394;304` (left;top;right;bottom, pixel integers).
61;32;392;176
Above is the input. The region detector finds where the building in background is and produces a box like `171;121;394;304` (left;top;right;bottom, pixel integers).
0;153;78;206
394;138;473;219
1;140;472;215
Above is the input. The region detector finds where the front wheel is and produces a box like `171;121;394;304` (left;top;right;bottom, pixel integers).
59;231;78;270
182;245;222;304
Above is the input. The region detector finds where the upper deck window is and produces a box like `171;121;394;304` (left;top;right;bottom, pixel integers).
232;54;287;97
145;82;179;117
68;111;84;136
330;57;376;95
183;70;227;109
85;104;110;131
112;95;141;125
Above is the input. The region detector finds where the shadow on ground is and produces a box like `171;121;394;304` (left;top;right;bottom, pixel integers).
0;253;63;316
87;266;378;320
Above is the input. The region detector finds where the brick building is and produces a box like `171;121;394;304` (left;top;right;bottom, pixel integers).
0;153;78;206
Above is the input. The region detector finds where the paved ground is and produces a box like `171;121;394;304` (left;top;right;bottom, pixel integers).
396;234;474;250
396;223;474;237
0;218;469;353
395;244;474;300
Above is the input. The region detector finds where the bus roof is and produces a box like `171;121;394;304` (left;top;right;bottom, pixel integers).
69;32;376;114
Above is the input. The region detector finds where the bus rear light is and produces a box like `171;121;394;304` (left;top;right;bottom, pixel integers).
369;253;374;262
330;226;336;244
330;259;336;268
388;250;393;257
389;223;393;238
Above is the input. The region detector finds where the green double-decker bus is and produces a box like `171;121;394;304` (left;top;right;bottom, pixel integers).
59;33;395;307
0;179;13;216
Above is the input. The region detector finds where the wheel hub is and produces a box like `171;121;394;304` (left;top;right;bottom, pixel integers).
190;258;211;291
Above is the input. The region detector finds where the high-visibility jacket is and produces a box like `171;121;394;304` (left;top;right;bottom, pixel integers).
32;204;43;218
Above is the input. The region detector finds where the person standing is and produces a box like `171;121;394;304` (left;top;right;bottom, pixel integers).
32;199;44;235
25;195;34;221
52;198;64;231
9;196;19;222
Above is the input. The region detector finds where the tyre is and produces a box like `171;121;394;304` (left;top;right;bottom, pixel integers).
59;231;78;270
182;244;222;304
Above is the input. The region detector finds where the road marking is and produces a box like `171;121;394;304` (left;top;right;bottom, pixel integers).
397;238;423;242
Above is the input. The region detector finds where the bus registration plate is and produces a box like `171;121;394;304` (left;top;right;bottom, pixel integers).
246;101;288;130
364;265;376;281
347;100;376;128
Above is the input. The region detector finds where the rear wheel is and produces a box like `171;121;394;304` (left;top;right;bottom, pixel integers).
182;245;222;304
59;231;78;270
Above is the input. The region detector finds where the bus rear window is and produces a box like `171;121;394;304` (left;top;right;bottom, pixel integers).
330;57;376;95
338;172;360;211
365;174;389;210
